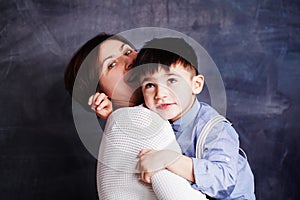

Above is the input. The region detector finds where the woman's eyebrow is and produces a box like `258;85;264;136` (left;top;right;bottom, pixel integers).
102;43;126;65
103;55;112;62
102;56;113;66
119;43;129;52
119;43;126;51
102;43;127;65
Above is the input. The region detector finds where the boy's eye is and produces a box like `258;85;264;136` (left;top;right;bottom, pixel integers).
168;78;177;84
144;83;155;89
108;62;116;69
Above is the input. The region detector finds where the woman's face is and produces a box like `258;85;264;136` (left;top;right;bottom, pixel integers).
98;39;138;105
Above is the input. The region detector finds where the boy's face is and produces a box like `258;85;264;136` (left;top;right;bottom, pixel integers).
140;64;204;122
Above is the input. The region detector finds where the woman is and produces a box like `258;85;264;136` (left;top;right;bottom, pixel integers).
64;33;143;117
64;33;207;200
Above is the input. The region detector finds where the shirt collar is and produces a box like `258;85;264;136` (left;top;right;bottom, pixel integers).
171;99;200;132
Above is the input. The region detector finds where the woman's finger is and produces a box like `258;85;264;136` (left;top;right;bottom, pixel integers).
95;93;107;105
92;92;101;105
89;92;101;109
96;98;109;111
88;93;98;105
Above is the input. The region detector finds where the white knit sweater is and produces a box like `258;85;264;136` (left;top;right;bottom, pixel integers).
97;106;207;200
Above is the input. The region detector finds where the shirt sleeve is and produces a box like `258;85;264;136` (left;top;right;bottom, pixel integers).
191;122;239;199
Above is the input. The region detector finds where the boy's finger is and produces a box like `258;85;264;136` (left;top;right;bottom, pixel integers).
145;173;151;183
140;172;145;182
140;149;150;154
135;161;141;171
139;172;151;184
138;149;152;157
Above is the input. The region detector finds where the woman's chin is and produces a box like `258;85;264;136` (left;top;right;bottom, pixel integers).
110;86;143;108
130;88;144;106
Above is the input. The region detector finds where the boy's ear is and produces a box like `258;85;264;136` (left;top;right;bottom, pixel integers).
192;75;204;95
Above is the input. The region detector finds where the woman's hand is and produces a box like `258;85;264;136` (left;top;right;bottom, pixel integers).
88;92;113;120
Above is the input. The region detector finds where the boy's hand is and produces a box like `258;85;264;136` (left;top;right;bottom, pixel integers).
88;92;113;120
136;149;181;183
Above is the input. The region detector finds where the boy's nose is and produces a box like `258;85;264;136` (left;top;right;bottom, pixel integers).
155;85;168;100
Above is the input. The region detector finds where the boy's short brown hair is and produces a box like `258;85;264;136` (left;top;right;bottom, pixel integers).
126;37;198;85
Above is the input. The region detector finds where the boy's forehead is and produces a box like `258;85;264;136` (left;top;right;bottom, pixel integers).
170;63;194;73
139;64;190;80
158;63;188;72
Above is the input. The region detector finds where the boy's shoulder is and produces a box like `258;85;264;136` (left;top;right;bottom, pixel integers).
178;100;226;131
195;101;235;134
197;101;220;122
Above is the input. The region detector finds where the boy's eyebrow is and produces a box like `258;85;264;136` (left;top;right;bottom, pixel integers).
140;77;153;83
165;73;180;77
140;73;181;83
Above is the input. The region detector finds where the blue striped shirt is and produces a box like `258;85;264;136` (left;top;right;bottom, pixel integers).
171;100;255;200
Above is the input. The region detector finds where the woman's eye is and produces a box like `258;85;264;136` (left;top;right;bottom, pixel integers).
108;62;116;69
124;49;132;55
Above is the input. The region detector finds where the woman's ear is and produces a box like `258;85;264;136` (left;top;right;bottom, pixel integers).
192;75;204;95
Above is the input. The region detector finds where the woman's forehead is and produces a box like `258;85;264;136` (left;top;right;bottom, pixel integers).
98;39;127;63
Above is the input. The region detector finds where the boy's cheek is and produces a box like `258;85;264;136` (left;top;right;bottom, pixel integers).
143;95;153;105
144;99;153;110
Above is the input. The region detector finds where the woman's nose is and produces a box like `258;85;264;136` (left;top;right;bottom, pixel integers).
124;51;138;71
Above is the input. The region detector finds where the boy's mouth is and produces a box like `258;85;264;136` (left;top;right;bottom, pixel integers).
156;103;175;110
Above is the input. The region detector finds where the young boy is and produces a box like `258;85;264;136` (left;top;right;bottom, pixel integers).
130;37;255;200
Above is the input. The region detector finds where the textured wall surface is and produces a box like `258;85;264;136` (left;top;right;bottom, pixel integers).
0;0;299;199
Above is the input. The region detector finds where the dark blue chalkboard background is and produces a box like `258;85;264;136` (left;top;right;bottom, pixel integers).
0;0;299;199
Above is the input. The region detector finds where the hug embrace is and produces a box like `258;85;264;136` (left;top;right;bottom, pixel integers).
64;31;255;200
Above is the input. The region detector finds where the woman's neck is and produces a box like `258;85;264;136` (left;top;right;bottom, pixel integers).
112;99;137;110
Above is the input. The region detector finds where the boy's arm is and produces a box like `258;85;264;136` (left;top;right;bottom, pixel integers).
166;154;194;182
137;149;195;183
191;122;240;198
137;123;241;199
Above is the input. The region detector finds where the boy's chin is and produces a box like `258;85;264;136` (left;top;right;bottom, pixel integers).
157;112;177;121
